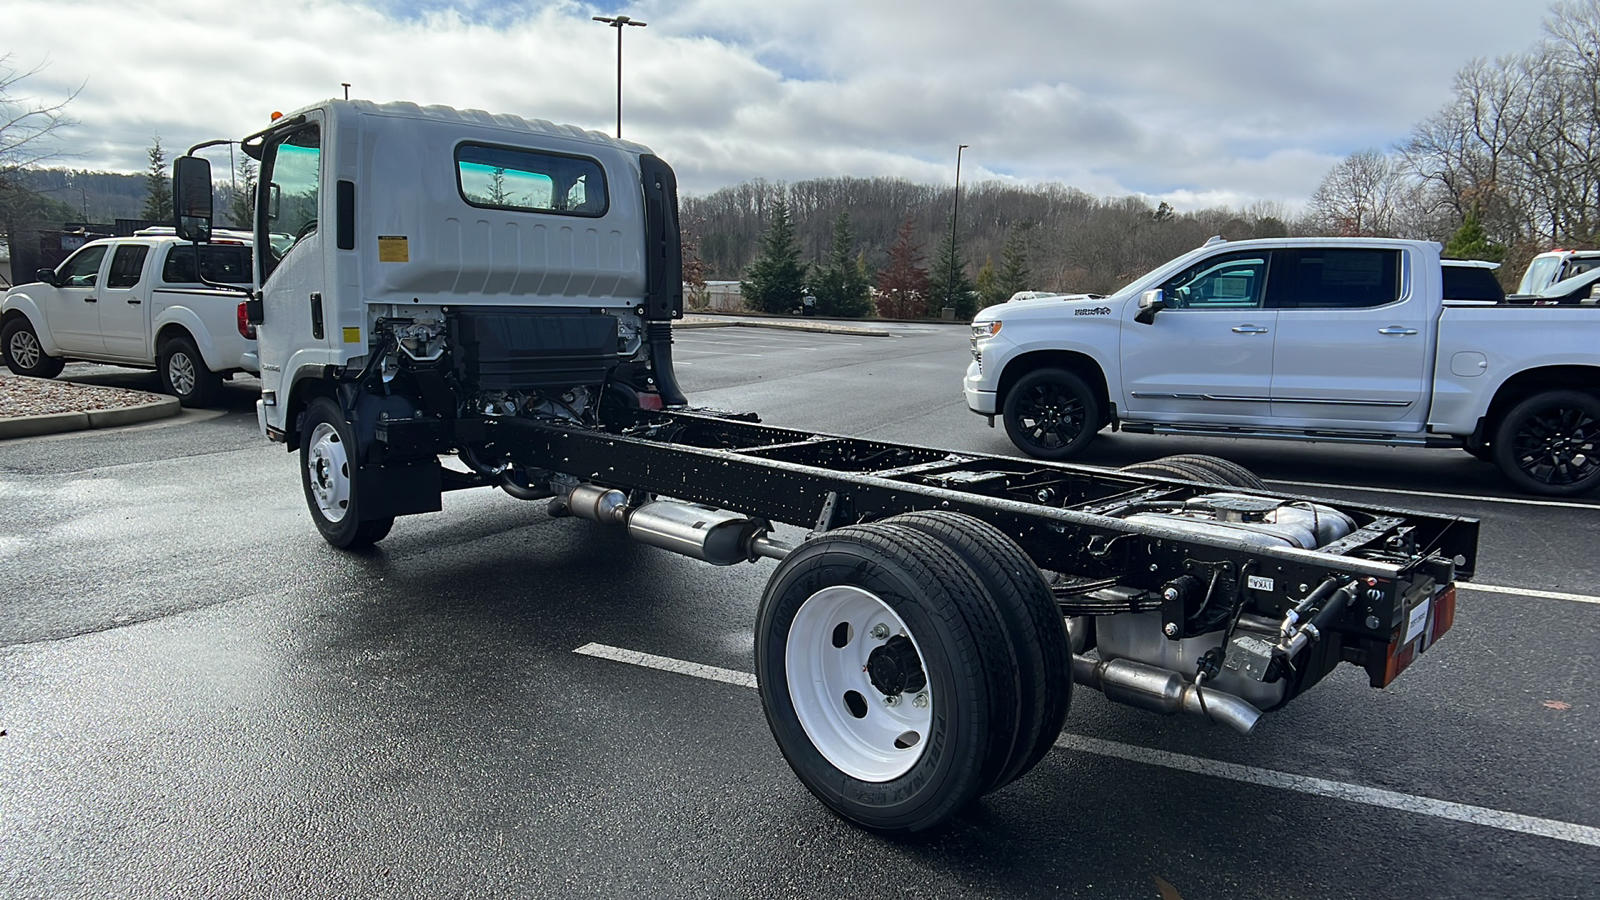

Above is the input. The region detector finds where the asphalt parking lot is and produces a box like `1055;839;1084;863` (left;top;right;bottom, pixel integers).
1;323;1596;899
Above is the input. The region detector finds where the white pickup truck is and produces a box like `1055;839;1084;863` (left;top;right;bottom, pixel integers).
964;237;1600;496
1;229;257;406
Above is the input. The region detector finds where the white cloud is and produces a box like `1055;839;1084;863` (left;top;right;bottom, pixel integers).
6;0;1556;211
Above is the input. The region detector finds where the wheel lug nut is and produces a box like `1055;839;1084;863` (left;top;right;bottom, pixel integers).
869;624;890;640
913;692;928;708
883;694;901;707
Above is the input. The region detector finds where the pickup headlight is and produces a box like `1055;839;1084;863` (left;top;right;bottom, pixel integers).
971;320;1001;361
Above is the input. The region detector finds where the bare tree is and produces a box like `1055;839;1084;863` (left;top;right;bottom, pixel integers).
1305;149;1407;236
0;55;79;183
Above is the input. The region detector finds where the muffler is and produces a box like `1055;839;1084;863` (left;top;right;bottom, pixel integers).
1072;655;1262;734
561;484;792;565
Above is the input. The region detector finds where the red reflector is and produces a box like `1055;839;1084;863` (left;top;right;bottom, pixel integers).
1431;585;1457;643
637;392;664;410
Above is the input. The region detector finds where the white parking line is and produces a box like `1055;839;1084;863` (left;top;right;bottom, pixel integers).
1460;583;1600;606
573;641;1600;849
574;642;757;688
1055;735;1600;848
1265;478;1600;510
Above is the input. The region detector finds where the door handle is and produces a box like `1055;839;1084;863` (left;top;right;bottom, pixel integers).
1231;325;1269;334
84;296;98;303
127;299;142;305
1378;326;1418;335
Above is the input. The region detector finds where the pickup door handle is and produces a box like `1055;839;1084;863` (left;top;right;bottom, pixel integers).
1231;325;1269;334
127;299;142;305
83;296;98;303
1378;326;1419;335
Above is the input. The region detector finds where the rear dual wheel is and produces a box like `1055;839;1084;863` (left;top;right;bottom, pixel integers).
1119;453;1266;490
756;515;1068;834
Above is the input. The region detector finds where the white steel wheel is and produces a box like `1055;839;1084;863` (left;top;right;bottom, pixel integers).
305;421;352;524
755;523;1018;834
786;585;933;782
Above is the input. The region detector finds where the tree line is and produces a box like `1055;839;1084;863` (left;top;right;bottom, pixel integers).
1305;0;1600;273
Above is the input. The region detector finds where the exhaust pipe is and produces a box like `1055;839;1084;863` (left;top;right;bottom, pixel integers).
562;484;794;565
1072;655;1262;734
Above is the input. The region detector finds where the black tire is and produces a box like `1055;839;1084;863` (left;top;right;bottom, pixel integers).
1002;368;1101;460
1491;390;1600;496
755;523;1018;834
2;317;65;379
1147;454;1267;490
1118;460;1207;482
158;334;223;408
885;511;1070;793
300;397;395;548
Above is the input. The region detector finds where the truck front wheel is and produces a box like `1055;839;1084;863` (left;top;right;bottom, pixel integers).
1491;390;1600;496
1002;368;1101;460
2;317;65;379
300;397;394;548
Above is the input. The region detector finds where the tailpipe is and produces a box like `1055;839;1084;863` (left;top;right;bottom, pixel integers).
1072;655;1262;735
561;484;794;565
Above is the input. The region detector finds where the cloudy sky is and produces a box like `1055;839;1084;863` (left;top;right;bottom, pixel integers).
5;0;1558;211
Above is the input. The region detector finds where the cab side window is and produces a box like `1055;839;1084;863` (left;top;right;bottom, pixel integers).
106;246;150;289
1269;249;1401;309
1159;252;1269;309
59;245;108;287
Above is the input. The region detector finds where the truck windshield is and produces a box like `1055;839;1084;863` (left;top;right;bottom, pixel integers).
1518;256;1561;294
259;125;321;282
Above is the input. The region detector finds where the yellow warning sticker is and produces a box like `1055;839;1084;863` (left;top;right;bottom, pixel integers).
377;235;409;262
343;327;362;344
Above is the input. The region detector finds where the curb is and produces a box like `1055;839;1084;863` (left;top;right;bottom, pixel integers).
0;396;182;440
677;318;893;337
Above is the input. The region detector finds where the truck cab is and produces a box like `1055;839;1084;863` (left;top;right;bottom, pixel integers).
176;99;684;546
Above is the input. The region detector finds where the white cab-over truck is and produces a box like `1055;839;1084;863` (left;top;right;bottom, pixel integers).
964;237;1600;496
170;100;1477;835
1;230;257;406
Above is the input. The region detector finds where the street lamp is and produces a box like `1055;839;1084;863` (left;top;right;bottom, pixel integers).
593;14;648;138
948;143;969;311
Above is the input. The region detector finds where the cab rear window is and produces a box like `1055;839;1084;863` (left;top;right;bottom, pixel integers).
163;245;252;285
455;143;608;217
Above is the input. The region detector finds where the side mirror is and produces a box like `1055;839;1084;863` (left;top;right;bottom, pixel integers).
1134;289;1166;325
36;267;60;287
173;156;214;243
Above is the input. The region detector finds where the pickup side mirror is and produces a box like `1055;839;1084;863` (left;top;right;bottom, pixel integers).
1134;289;1166;325
36;267;61;287
172;155;214;244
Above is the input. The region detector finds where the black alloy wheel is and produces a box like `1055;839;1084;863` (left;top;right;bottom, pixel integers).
1002;368;1100;460
1492;390;1600;496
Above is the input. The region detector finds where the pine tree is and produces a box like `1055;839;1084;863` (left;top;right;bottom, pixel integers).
1444;213;1506;262
927;215;977;319
741;197;809;314
141;136;171;222
975;257;1006;309
998;224;1034;298
875;218;931;319
229;158;257;229
812;212;873;317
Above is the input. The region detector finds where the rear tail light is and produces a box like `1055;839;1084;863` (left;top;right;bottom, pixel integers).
1370;584;1456;687
237;301;257;340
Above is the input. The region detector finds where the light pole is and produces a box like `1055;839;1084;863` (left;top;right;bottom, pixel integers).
948;143;969;311
593;14;648;138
